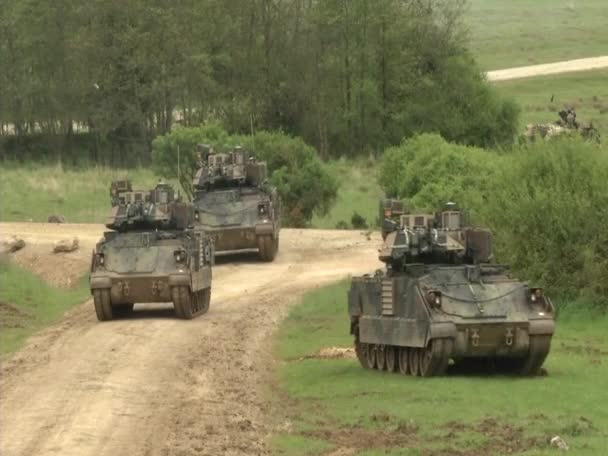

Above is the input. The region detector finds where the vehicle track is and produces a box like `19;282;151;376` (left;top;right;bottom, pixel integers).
0;223;381;456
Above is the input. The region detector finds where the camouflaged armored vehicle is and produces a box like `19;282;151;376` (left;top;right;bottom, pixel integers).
525;107;600;143
90;181;214;321
348;201;555;377
192;146;281;261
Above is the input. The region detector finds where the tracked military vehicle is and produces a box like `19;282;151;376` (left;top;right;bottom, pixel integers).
90;181;213;321
192;145;280;261
348;202;555;377
525;107;600;143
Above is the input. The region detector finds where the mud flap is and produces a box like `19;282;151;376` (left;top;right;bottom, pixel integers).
90;276;112;289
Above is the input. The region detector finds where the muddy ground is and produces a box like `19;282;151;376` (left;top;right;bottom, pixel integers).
0;223;381;456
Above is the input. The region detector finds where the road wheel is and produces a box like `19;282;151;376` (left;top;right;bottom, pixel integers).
385;346;396;372
355;340;369;368
376;346;386;371
93;289;113;321
420;340;450;378
398;347;409;375
364;344;377;369
197;287;211;316
257;235;277;262
172;286;194;320
497;335;552;376
409;348;420;377
172;287;184;319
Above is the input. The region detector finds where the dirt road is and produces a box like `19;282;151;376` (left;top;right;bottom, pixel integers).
0;223;382;456
486;55;608;82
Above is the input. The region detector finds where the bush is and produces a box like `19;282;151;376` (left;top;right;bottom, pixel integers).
479;138;608;306
351;212;368;229
152;125;338;227
379;134;608;308
379;133;497;210
335;221;349;230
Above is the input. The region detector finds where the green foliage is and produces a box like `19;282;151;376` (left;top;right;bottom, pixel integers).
479;139;608;306
335;221;349;230
312;160;383;230
2;0;518;161
379;134;496;210
0;259;89;355
350;212;368;229
152;125;338;227
379;134;608;307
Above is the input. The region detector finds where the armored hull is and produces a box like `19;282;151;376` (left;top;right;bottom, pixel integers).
194;187;280;261
349;264;555;376
90;229;213;320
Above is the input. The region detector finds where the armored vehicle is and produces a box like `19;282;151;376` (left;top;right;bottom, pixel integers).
90;181;214;321
525;107;600;143
192;145;281;261
348;201;555;377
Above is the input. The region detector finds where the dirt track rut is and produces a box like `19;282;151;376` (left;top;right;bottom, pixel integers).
0;223;381;455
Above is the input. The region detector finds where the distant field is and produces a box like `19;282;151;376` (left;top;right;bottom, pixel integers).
272;281;608;456
312;160;383;230
1;161;382;229
0;164;166;223
468;0;608;70
495;69;608;136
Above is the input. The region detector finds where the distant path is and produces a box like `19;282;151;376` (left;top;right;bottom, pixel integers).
487;56;608;82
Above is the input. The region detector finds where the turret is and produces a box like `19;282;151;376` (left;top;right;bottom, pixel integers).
106;180;193;231
378;201;493;270
192;145;268;190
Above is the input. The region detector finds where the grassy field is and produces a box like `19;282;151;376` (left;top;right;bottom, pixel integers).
496;69;608;136
272;281;608;456
0;259;90;355
1;160;382;230
312;159;383;230
468;0;608;70
0;163;166;223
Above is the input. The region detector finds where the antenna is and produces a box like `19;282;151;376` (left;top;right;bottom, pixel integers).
177;144;180;188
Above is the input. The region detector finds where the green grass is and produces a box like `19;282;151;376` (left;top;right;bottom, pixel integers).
272;281;608;456
468;0;608;70
0;259;90;355
496;69;608;136
312;159;383;230
0;162;165;223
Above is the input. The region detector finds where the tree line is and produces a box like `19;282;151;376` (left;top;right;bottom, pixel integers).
1;0;518;165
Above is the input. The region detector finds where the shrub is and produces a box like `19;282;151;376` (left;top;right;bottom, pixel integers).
351;212;368;229
335;221;349;230
379;133;497;210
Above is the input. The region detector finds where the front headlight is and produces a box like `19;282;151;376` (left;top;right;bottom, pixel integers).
530;288;543;303
174;250;187;263
427;291;442;307
97;253;105;266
